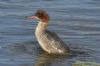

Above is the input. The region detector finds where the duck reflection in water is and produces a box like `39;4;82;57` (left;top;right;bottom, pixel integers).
34;51;70;66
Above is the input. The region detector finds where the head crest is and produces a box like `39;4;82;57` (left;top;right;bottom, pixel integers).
35;9;49;23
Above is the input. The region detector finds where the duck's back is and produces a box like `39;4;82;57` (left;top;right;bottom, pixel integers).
36;30;70;54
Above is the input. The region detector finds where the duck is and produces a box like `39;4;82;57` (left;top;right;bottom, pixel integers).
28;9;70;55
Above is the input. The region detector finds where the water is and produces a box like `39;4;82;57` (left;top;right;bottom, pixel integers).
0;0;100;66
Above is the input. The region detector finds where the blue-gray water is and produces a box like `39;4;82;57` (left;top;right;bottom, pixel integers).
0;0;100;66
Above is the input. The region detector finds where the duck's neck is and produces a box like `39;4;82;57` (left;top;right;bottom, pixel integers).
35;21;48;33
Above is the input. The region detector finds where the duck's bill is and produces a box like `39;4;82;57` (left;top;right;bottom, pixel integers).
27;15;37;19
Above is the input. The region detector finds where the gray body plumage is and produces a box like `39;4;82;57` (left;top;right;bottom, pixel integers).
35;22;70;54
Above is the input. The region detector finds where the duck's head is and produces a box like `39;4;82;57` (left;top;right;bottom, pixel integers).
28;9;49;23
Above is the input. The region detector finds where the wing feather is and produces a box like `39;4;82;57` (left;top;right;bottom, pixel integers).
44;30;69;50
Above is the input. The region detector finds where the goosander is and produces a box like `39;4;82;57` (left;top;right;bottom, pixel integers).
28;9;70;55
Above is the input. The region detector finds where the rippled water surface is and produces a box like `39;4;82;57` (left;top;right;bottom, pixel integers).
0;0;100;66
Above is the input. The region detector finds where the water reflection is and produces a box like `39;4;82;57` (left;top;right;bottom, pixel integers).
35;52;69;66
34;50;87;66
